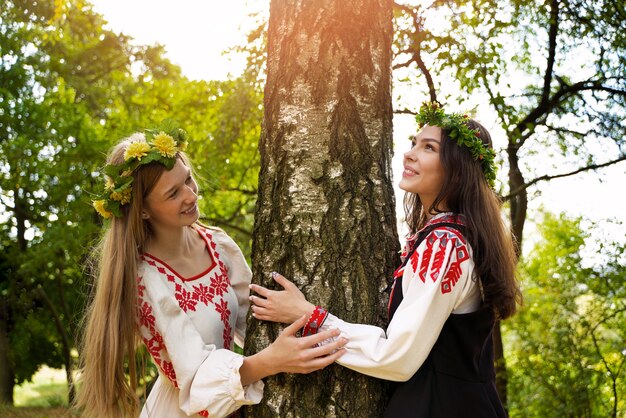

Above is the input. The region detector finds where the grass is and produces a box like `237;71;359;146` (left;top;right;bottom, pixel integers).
0;406;74;418
3;366;74;417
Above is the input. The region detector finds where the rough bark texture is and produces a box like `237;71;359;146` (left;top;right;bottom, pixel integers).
245;0;398;416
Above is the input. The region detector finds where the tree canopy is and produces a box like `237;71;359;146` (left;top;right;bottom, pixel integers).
1;0;624;415
0;0;262;403
505;212;626;417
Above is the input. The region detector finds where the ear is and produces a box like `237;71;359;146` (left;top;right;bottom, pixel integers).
141;211;150;220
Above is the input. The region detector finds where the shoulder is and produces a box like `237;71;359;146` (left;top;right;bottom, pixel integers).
420;213;468;246
196;224;240;250
425;226;466;246
420;228;467;252
195;225;249;273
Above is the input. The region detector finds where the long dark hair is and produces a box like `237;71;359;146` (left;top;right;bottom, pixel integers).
404;119;521;319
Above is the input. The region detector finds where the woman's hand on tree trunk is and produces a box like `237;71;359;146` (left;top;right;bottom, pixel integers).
249;272;315;324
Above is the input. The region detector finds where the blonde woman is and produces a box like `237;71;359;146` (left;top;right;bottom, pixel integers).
75;125;346;418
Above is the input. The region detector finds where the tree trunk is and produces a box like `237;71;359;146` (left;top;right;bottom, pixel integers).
36;288;75;404
245;0;397;416
0;299;14;405
493;142;528;409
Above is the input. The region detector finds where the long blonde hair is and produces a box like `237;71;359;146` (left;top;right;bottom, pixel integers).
75;134;188;417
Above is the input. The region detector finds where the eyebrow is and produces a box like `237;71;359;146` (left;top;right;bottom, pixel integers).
162;168;191;197
414;137;441;144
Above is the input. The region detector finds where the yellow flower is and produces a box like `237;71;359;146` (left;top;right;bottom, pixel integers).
152;132;177;158
93;200;112;219
104;176;115;190
178;141;188;152
124;141;151;161
110;188;132;205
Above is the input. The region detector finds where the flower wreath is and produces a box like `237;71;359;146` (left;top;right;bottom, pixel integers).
415;101;497;188
92;122;189;219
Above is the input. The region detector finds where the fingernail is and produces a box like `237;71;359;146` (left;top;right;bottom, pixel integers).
271;271;277;278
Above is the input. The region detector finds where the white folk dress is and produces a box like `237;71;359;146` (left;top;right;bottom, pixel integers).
315;212;482;381
136;226;263;418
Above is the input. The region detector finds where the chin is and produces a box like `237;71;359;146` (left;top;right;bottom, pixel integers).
398;180;418;194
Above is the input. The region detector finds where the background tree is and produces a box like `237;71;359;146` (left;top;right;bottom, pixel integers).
0;0;263;404
505;212;625;417
245;0;399;416
392;0;626;405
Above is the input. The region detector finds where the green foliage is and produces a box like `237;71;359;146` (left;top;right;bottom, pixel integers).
0;0;262;402
504;212;626;417
393;0;625;193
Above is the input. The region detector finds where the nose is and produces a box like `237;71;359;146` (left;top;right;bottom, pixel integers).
184;184;198;203
404;147;417;162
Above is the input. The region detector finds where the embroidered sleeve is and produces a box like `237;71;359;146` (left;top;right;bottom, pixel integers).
209;228;253;348
314;228;480;382
137;270;263;417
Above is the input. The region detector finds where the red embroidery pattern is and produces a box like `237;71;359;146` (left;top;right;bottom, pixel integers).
222;321;233;349
145;334;164;355
440;241;469;294
136;227;238;384
135;285;179;388
175;287;198;312
160;361;177;385
192;282;215;304
418;234;435;283
415;228;469;294
204;230;235;349
199;411;209;417
214;298;231;322
138;301;155;328
211;261;231;297
137;276;146;298
427;231;451;282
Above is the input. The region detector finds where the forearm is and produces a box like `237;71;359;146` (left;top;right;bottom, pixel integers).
239;350;275;386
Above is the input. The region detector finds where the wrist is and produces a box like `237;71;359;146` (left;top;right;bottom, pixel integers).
302;306;329;337
241;349;276;385
301;301;315;317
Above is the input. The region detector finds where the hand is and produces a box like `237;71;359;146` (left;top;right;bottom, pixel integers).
264;315;348;375
250;272;315;324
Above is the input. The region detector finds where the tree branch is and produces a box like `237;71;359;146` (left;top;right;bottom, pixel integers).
503;155;626;200
515;78;626;148
393;108;417;115
392;2;436;101
541;0;559;105
392;56;416;70
544;125;590;138
202;217;252;238
225;187;258;196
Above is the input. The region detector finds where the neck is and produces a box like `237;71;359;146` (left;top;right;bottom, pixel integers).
419;196;448;220
145;224;197;259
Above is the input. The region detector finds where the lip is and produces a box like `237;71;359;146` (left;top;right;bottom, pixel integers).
181;204;197;215
402;166;418;177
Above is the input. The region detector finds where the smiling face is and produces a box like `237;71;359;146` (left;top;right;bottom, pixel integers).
142;158;199;230
399;125;447;211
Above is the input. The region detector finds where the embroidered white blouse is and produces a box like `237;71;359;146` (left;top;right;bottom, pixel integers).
316;212;481;382
136;226;263;418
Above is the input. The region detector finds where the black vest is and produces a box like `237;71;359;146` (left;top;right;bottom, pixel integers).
385;223;507;418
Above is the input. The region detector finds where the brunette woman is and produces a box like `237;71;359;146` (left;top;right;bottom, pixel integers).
250;102;522;417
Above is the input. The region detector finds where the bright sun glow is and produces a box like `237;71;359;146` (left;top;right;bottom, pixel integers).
89;0;626;241
89;0;268;81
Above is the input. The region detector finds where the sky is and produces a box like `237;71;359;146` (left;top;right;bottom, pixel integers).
90;0;626;248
